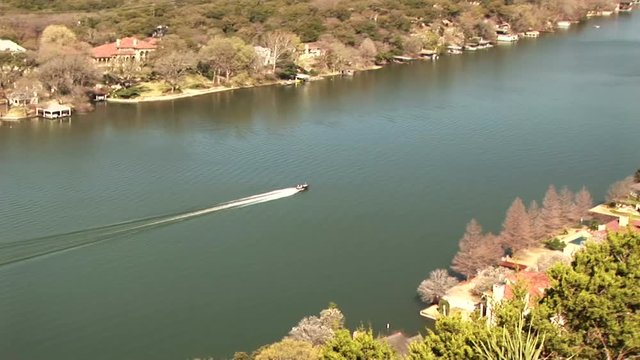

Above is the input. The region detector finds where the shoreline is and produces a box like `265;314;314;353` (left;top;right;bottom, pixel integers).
106;65;383;104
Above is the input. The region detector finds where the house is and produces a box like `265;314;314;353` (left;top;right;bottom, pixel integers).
604;216;640;233
254;46;274;66
483;271;550;323
618;1;634;12
301;42;326;58
91;37;157;64
0;39;26;53
36;104;71;119
382;332;422;357
8;91;38;106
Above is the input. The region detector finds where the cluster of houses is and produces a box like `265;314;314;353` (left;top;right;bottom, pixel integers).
419;203;640;325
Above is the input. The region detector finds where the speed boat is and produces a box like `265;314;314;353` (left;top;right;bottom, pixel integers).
296;183;309;191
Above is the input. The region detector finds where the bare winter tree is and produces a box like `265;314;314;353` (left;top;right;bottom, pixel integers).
288;306;344;346
417;268;459;304
606;176;634;202
528;200;545;241
500;197;535;253
559;186;577;226
574;186;594;221
261;30;300;72
288;316;334;346
536;252;571;272
153;50;196;93
471;266;514;296
452;219;502;279
540;185;564;236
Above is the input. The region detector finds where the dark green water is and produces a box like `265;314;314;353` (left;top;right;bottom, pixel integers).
1;15;639;360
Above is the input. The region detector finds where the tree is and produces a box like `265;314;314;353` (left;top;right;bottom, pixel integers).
536;252;570;272
199;36;255;84
38;54;99;95
153;50;196;93
471;266;514;296
417;269;459;304
539;185;563;236
261;30;300;72
606;176;633;202
408;313;487;360
527;200;545;242
500;197;535;253
254;338;320;360
0;51;33;89
634;169;640;183
541;231;640;359
321;328;396;360
574;186;593;221
358;38;377;63
38;25;89;62
451;219;502;279
289;306;344;346
559;186;577;226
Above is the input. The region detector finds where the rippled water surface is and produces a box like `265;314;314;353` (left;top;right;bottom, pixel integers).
1;15;639;360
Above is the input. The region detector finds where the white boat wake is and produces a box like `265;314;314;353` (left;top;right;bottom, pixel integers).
0;187;303;266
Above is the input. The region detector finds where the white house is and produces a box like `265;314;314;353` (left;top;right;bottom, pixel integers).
0;39;26;53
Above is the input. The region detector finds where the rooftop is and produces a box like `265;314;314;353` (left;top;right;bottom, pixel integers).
91;37;157;58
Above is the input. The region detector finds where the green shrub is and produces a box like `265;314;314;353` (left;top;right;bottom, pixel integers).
544;238;566;251
112;85;148;99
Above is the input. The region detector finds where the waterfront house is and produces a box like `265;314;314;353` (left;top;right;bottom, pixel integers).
392;55;413;63
301;42;325;58
91;37;157;65
8;91;38;106
496;24;519;42
419;49;439;60
483;271;550;323
557;21;571;29
36;104;71;119
0;39;26;53
618;1;634;12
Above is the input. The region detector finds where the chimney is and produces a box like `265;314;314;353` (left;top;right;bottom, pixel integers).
116;38;121;48
133;38;138;47
492;283;506;302
619;216;629;227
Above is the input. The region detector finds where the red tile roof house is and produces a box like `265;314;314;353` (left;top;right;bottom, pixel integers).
91;37;157;65
483;271;551;324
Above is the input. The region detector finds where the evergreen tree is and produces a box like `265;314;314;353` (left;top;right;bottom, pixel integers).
574;186;593;221
541;231;640;359
558;186;577;226
527;200;544;242
500;197;535;252
322;328;396;360
539;185;563;237
452;220;501;279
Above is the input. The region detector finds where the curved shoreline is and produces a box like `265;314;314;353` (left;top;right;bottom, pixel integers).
106;67;382;104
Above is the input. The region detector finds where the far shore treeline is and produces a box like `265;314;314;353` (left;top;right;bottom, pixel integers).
0;0;626;114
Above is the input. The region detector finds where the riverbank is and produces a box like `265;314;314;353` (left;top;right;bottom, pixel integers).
106;66;383;104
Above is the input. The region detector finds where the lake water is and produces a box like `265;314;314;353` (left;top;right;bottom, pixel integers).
1;14;639;360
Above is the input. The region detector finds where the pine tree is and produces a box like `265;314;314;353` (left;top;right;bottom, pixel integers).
559;186;577;226
540;185;563;237
574;186;593;222
528;200;544;242
500;197;534;253
451;219;496;279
